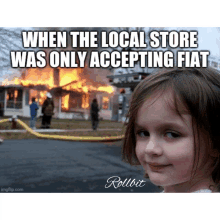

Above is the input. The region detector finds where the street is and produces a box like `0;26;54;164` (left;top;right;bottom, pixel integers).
0;139;161;193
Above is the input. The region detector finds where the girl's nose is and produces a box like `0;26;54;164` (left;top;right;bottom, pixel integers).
145;138;163;156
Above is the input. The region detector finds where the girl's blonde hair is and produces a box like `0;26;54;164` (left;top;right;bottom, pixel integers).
122;67;220;191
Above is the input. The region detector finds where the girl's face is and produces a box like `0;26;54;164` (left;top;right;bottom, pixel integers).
135;91;198;192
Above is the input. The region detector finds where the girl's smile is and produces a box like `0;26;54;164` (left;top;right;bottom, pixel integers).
147;163;172;172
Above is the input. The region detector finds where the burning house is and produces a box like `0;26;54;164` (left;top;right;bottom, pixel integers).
0;66;115;120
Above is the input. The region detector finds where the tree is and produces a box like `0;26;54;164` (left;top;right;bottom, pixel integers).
0;28;25;68
0;27;31;80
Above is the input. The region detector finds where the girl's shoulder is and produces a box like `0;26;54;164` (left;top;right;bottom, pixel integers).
192;189;213;193
161;189;215;193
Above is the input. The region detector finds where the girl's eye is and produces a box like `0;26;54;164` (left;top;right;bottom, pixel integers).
165;132;180;139
136;130;149;138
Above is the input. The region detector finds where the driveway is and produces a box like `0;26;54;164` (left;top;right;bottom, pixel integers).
0;139;161;193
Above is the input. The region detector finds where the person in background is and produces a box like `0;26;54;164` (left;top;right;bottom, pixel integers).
41;92;54;129
30;97;39;130
90;98;99;131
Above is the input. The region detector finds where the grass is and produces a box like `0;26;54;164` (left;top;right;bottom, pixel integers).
0;116;126;143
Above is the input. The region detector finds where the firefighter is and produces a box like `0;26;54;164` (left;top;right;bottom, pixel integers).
41;92;54;129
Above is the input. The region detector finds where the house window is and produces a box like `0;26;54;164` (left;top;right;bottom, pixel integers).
6;88;22;109
102;97;109;110
25;90;29;105
69;97;79;110
61;94;70;111
82;94;89;109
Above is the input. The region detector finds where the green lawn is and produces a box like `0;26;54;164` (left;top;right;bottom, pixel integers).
0;116;126;142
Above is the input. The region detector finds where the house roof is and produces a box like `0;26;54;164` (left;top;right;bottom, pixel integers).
49;87;82;97
0;84;23;89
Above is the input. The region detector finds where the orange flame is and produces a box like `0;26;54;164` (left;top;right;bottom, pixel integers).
102;97;109;109
62;94;70;110
2;67;114;109
82;93;89;109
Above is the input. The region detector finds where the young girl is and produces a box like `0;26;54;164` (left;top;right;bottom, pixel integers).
122;67;220;193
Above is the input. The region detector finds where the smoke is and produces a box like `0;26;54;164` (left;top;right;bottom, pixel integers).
78;67;112;87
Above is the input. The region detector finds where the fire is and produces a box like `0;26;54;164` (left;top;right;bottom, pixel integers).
3;77;21;86
97;86;114;94
28;90;47;105
102;97;109;109
2;66;114;109
62;94;70;110
14;90;18;99
82;94;89;109
24;68;53;87
59;69;81;86
39;91;47;105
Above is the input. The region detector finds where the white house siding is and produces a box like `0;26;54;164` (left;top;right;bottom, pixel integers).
99;109;112;120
